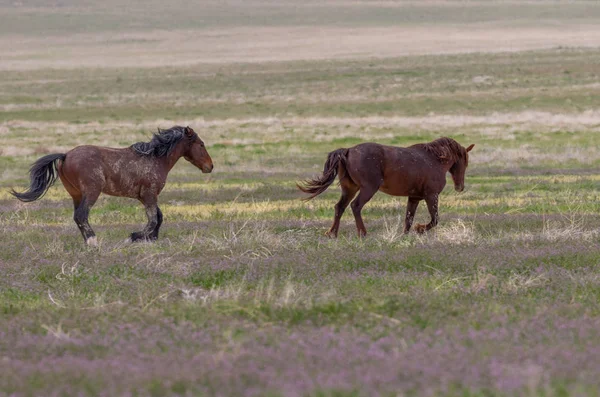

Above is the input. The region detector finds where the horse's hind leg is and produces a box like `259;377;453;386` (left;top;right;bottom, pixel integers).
59;166;100;246
73;191;100;246
326;180;358;238
131;193;160;242
415;193;439;234
350;184;379;237
403;197;421;234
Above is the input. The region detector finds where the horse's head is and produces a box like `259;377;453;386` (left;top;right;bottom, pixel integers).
182;126;213;173
449;143;474;192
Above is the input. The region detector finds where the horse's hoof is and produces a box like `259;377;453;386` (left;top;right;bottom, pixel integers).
86;236;98;247
130;232;156;243
415;224;427;234
130;232;145;242
324;230;337;239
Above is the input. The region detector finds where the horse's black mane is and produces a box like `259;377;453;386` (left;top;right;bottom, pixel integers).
131;126;187;157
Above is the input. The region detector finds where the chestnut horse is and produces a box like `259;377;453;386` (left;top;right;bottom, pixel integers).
11;126;213;245
298;137;474;237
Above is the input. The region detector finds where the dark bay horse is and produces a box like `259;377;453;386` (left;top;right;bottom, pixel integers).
298;137;474;237
11;126;213;245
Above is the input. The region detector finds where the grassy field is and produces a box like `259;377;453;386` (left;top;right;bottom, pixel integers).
1;1;600;396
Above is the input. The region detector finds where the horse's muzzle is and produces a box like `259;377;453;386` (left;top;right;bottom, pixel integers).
455;184;464;192
202;164;214;173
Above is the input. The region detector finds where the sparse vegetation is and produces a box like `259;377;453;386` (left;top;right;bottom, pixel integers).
1;1;600;396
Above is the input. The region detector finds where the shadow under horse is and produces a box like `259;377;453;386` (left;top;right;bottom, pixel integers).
11;126;213;245
298;137;474;237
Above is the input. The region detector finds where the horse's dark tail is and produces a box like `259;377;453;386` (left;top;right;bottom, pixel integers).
297;148;348;201
11;153;66;202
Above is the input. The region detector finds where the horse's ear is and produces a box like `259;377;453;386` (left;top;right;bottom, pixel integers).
466;144;475;152
185;126;193;137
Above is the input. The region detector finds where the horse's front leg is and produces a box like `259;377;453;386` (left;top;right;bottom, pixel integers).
131;194;160;242
415;193;439;234
150;206;163;240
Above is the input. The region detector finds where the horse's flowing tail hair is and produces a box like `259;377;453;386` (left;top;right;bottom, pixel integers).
11;153;66;202
297;148;348;201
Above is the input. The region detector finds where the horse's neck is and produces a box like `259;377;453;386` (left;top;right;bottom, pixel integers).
444;157;456;172
163;144;186;171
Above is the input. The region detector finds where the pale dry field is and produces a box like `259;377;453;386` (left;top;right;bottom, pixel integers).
2;1;600;396
2;0;600;70
5;24;600;70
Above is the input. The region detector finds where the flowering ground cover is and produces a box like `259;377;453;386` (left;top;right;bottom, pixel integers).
2;2;600;395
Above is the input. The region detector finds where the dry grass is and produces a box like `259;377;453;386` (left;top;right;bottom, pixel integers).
5;109;600;134
3;111;600;171
2;2;600;395
178;277;337;309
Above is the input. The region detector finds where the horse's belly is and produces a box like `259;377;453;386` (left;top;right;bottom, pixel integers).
102;186;138;199
379;184;420;197
102;176;140;198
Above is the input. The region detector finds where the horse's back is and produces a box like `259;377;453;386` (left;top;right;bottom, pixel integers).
347;142;445;197
64;145;139;169
347;142;430;170
346;142;386;170
61;146;134;186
